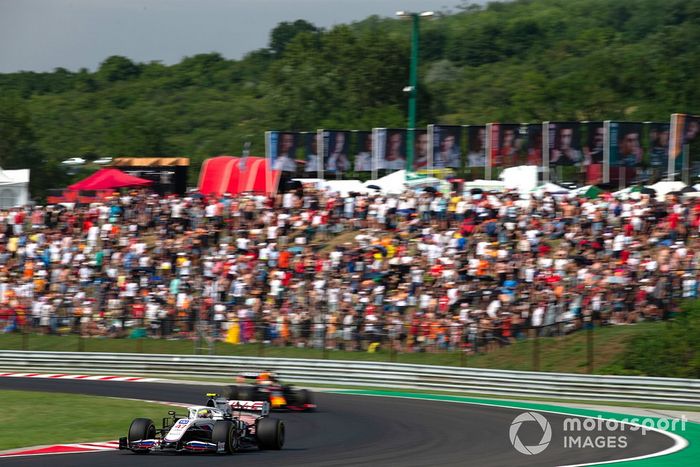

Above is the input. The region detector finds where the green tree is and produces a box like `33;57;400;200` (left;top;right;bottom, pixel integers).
269;19;320;55
1;0;700;199
97;56;141;82
0;96;64;198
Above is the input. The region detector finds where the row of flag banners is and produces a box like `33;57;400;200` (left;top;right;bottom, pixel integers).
265;114;700;182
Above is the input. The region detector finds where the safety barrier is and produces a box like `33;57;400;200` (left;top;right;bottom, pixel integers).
0;350;698;406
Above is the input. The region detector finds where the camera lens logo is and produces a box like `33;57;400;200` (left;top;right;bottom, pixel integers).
509;412;552;455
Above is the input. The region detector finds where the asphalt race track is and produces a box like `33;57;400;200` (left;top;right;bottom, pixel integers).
0;377;677;466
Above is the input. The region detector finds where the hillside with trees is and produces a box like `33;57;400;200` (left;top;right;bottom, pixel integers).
1;0;699;197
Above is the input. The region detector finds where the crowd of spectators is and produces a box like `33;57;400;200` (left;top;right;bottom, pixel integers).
0;184;696;354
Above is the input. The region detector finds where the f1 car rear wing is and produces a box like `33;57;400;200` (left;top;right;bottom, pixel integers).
237;371;279;379
228;400;270;416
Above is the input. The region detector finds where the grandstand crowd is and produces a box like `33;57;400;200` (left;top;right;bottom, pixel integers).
0;185;696;353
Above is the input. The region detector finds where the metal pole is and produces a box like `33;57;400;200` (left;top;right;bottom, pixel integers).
587;324;594;374
257;318;264;358
532;326;540;372
406;13;419;173
137;317;144;354
460;324;466;367
194;300;200;355
682;144;690;185
322;313;328;360
22;322;29;351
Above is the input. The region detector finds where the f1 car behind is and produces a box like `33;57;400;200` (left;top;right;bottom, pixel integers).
225;371;315;411
119;394;284;454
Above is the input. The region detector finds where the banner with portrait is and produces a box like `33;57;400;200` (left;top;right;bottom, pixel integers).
489;123;523;168
354;131;373;172
525;124;543;166
266;131;299;173
371;128;387;178
669;113;700;180
608;122;643;168
583;122;604;165
302;131;320;174
648;122;671;171
411;129;429;171
547;122;583;167
466;125;486;168
322;130;351;174
580;122;604;184
430;125;462;169
602;121;643;186
381;128;407;171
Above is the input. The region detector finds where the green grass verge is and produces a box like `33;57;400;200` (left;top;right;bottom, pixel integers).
0;322;659;374
0;390;180;451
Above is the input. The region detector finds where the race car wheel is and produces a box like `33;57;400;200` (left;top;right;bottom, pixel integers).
256;418;285;450
237;386;256;401
297;388;313;408
213;420;238;454
128;418;155;454
224;385;239;400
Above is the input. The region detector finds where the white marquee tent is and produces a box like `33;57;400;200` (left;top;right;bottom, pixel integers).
0;169;30;208
363;170;408;195
648;180;686;200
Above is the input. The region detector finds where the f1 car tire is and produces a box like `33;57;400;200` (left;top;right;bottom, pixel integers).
256;418;285;450
212;420;238;454
224;385;239;400
237;386;256;401
128;418;156;454
297;388;313;408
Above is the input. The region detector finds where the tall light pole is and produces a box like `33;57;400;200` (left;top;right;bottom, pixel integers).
396;10;433;174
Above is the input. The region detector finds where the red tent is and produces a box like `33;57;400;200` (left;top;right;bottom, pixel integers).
197;156;280;196
68;169;153;191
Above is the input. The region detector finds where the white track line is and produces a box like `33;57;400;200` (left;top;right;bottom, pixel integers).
334;392;690;467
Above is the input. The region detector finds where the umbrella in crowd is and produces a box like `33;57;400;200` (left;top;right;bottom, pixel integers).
582;185;604;199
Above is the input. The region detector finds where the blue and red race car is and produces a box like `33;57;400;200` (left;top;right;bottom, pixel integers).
225;372;316;411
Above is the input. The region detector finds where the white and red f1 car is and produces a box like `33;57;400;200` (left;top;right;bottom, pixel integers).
119;394;284;454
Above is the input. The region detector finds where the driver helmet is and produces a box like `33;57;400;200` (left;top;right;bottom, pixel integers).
257;371;273;384
197;409;212;418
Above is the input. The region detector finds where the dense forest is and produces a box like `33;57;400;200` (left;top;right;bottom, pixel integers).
1;0;699;197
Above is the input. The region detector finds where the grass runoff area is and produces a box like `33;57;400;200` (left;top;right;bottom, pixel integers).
0;321;660;375
0;390;180;451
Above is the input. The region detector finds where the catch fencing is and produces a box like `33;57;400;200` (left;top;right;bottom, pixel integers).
0;350;698;406
2;317;624;373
